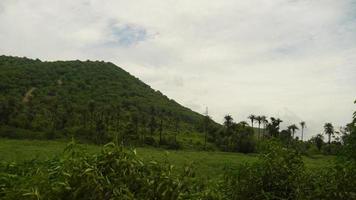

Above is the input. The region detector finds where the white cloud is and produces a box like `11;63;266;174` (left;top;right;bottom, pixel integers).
1;0;355;139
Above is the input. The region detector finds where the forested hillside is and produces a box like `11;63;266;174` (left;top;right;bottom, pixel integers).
0;55;210;142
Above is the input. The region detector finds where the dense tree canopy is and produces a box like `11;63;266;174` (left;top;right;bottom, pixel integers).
0;55;211;142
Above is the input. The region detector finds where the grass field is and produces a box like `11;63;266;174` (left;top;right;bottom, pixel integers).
0;138;336;178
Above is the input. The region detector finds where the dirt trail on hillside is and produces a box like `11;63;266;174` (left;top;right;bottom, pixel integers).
23;87;36;103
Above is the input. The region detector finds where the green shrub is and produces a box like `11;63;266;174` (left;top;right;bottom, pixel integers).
340;125;356;161
0;141;212;200
223;141;356;200
223;141;305;199
302;162;356;199
1;140;355;199
234;137;256;153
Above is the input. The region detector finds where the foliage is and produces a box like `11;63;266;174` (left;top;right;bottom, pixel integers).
0;141;214;200
300;161;356;199
2;139;354;199
223;141;356;200
287;124;299;139
266;117;282;137
324;123;335;145
0;139;337;177
309;134;324;152
340;101;356;161
0;55;210;144
223;141;304;199
213;116;256;153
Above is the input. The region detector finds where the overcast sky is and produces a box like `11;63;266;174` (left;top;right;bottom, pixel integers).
1;0;355;139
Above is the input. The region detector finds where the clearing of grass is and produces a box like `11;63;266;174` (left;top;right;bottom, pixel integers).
0;138;335;178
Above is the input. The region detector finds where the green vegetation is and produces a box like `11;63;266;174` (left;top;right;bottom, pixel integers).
0;55;214;145
0;139;99;162
0;139;355;199
0;55;355;199
0;141;213;199
223;141;356;199
0;139;335;178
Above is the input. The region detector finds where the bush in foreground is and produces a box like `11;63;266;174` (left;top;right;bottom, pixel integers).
1;140;355;200
0;141;215;200
222;141;356;200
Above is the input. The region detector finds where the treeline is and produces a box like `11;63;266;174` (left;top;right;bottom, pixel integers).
0;92;349;154
207;113;349;155
1;125;355;199
0;96;204;149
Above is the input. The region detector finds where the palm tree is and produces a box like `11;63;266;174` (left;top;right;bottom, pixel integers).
224;115;233;129
300;121;306;141
324;123;334;145
256;116;262;139
248;114;256;129
224;115;234;141
268;117;283;137
261;116;268;137
288;124;299;139
276;118;283;129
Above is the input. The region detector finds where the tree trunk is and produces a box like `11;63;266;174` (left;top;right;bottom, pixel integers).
258;122;261;140
328;134;331;154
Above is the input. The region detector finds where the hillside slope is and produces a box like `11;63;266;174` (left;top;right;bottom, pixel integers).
0;55;209;141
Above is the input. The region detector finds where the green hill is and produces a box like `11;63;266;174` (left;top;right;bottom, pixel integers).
0;55;210;142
